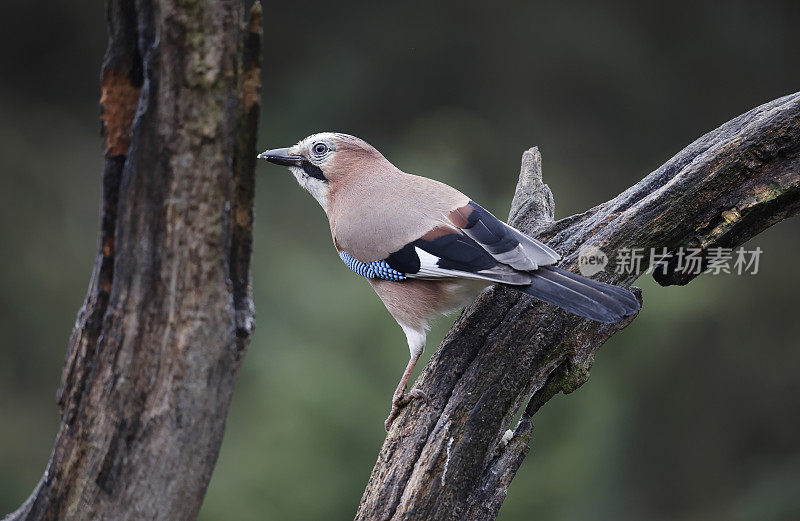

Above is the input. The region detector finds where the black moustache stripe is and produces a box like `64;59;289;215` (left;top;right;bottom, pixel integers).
302;160;327;181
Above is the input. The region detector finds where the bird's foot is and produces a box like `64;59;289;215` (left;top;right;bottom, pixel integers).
384;388;428;432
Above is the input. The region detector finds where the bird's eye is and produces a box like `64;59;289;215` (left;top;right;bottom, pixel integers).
313;142;329;155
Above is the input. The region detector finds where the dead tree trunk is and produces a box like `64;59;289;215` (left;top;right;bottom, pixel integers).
4;1;261;520
356;92;800;520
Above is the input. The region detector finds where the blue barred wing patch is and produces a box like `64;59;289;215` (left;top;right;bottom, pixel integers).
339;251;407;281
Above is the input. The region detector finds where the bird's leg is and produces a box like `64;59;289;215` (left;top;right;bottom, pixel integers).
385;351;428;431
385;325;430;431
392;354;427;405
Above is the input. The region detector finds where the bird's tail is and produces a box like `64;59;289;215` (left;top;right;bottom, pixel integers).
514;266;640;324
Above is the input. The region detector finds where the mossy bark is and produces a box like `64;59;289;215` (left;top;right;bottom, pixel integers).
4;1;261;520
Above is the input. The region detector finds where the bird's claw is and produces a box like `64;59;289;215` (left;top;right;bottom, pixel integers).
384;389;429;432
396;388;428;406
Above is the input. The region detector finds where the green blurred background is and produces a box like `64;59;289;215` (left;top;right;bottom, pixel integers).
1;1;799;520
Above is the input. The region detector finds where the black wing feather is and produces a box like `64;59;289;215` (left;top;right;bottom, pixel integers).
384;228;531;285
454;202;560;270
381;201;639;324
384;242;421;273
415;233;497;272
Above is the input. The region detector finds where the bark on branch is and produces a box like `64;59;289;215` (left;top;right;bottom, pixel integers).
356;92;800;521
4;1;261;520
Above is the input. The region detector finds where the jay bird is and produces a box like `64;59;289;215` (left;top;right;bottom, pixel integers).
258;133;639;430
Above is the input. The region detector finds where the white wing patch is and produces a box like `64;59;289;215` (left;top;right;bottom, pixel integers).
410;247;532;285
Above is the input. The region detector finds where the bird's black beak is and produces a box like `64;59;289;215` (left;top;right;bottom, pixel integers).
257;147;303;166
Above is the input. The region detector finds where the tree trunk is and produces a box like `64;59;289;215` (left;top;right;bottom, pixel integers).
356;92;800;520
4;1;261;520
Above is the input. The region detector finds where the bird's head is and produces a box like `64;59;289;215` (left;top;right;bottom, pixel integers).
257;132;385;211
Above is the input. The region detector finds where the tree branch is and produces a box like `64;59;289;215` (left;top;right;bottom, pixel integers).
355;92;800;521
